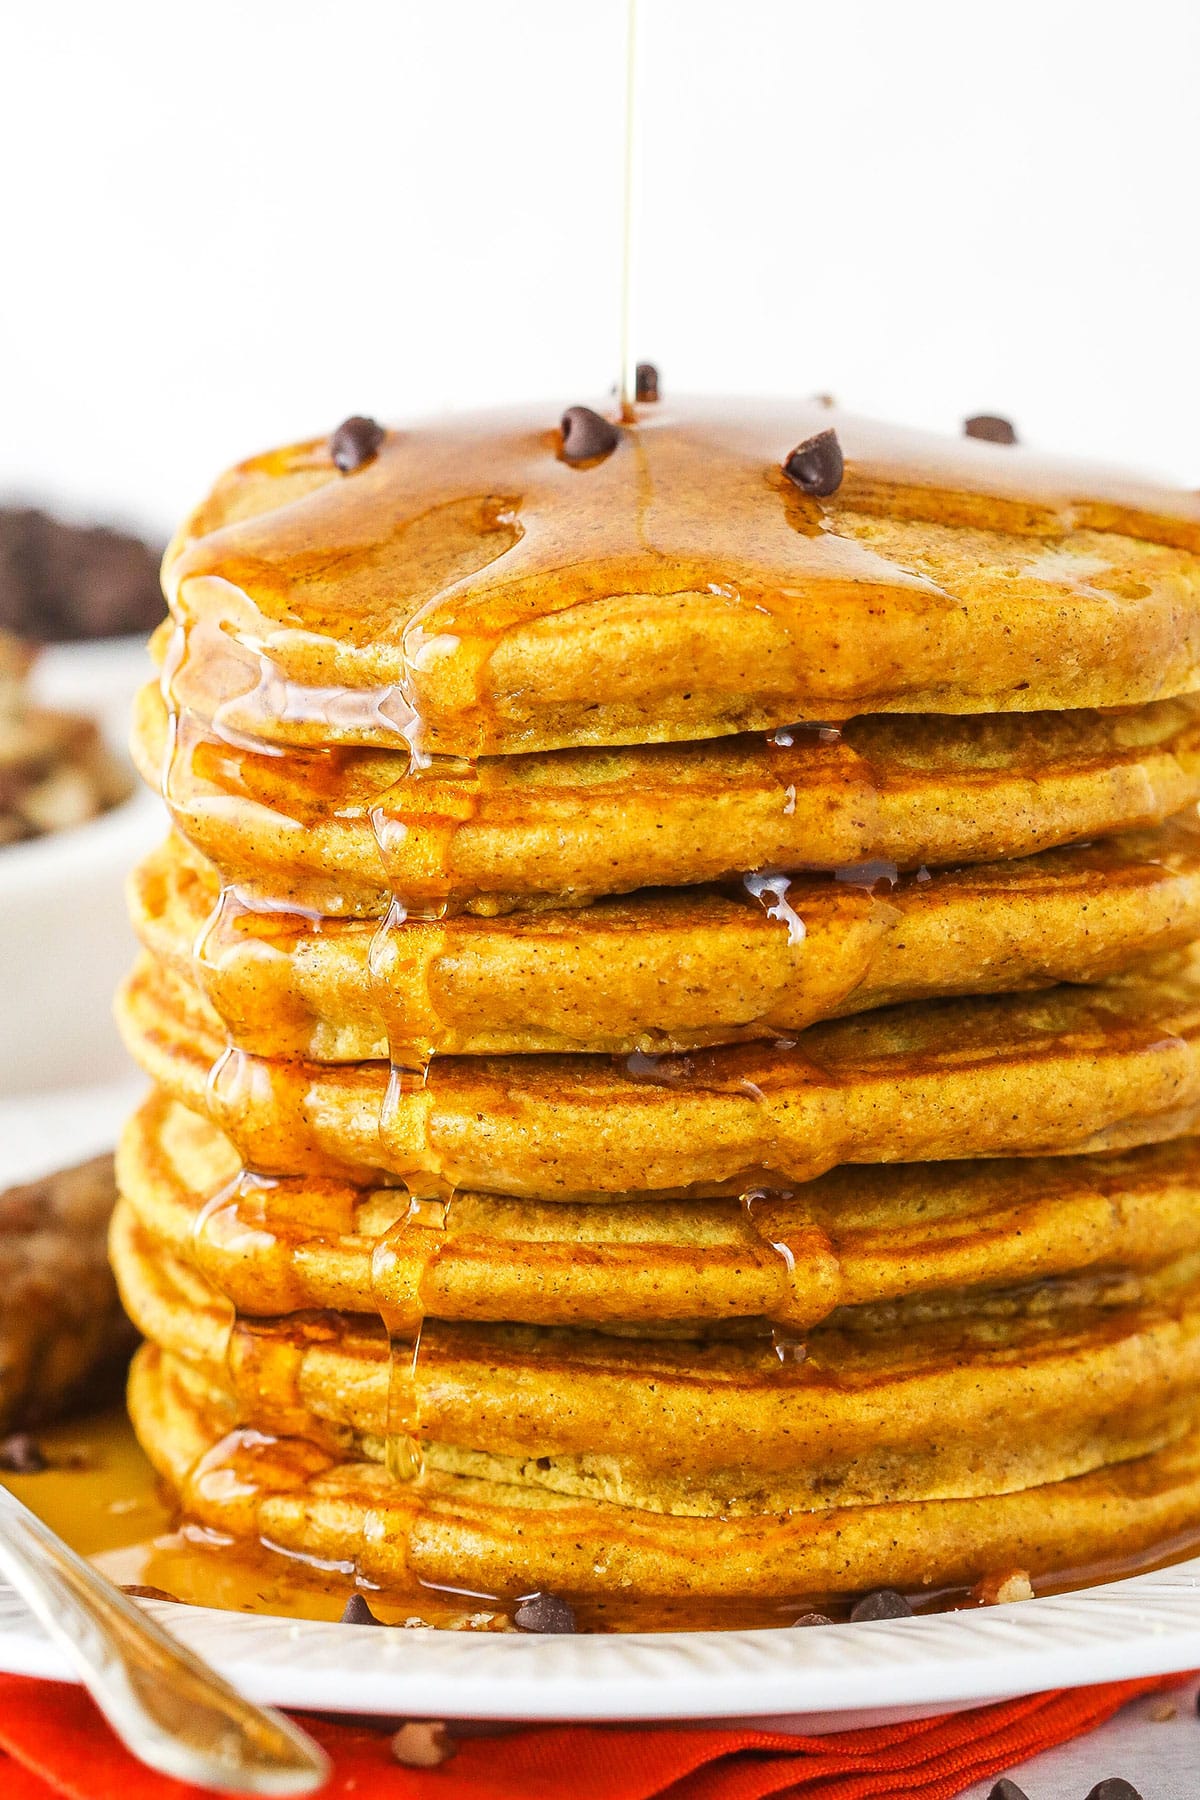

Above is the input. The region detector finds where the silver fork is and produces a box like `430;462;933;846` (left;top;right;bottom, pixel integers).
0;1484;329;1793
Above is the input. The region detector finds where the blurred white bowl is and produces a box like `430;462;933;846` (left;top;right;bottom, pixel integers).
0;637;162;1095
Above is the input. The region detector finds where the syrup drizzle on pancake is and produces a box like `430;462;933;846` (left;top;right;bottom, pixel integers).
159;398;1200;758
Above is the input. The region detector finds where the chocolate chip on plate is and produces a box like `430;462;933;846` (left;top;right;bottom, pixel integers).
848;1588;913;1622
340;1592;385;1626
782;428;844;497
635;362;660;403
560;407;620;464
790;1612;833;1627
513;1590;578;1633
0;1434;47;1473
1083;1782;1144;1800
964;414;1018;445
330;415;386;472
986;1781;1031;1800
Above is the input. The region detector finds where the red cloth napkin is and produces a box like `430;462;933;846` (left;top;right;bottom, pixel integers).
0;1670;1184;1799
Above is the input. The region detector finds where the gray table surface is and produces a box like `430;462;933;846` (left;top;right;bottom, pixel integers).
960;1677;1200;1799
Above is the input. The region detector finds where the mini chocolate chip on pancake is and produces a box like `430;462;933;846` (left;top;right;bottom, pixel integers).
330;416;385;473
560;406;619;463
782;427;843;495
965;413;1018;444
635;362;660;402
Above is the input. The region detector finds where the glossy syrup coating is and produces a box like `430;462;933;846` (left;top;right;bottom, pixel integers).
109;1194;1200;1514
129;822;1200;1061
117;1089;1200;1337
162;399;1200;756
117;943;1200;1199
132;677;1200;916
127;1339;1200;1621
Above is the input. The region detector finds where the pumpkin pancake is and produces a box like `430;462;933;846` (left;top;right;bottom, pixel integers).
130;1343;1200;1606
118;947;1200;1196
130;820;1200;1059
133;682;1200;914
111;1200;1200;1515
160;399;1200;757
118;1092;1200;1335
115;397;1200;1623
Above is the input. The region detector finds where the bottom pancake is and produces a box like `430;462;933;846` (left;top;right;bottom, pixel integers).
132;1342;1200;1608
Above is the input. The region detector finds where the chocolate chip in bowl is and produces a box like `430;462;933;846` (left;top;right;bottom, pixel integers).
0;507;164;645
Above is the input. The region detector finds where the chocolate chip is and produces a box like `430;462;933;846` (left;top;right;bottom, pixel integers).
0;506;164;642
849;1588;913;1622
964;414;1017;445
560;407;620;464
0;1434;47;1473
513;1591;578;1633
120;1585;182;1605
1084;1784;1144;1800
340;1592;385;1626
790;1612;832;1627
986;1783;1031;1800
635;362;660;403
782;428;844;497
330;415;386;472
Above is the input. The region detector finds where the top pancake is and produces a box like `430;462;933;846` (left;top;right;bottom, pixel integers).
162;399;1200;757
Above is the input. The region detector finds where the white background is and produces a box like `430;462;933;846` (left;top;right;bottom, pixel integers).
2;0;1198;536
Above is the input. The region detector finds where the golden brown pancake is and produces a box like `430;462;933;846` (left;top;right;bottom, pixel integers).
134;683;1200;914
131;1343;1200;1604
131;821;1200;1058
115;396;1200;1621
118;947;1200;1196
111;1199;1200;1514
161;400;1200;756
119;1090;1200;1336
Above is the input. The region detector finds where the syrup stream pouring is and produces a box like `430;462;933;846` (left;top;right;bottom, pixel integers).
0;1483;329;1794
618;0;640;414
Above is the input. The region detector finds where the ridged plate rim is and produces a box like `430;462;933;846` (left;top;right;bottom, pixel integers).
1;1557;1198;1725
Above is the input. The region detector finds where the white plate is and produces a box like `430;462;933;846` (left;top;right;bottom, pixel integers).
3;1091;1199;1729
1;1563;1199;1730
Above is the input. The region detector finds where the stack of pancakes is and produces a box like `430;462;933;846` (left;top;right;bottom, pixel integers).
113;398;1200;1622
